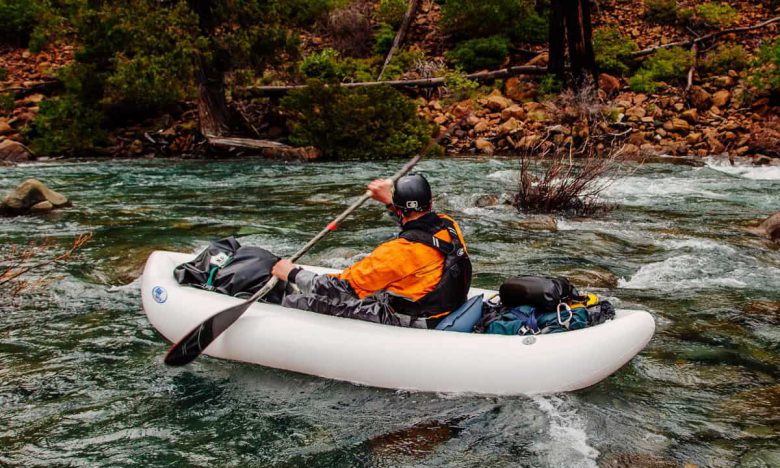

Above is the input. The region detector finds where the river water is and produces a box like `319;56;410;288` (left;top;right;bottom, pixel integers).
1;157;778;467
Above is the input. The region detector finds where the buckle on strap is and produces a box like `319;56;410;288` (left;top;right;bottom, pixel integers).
557;303;574;329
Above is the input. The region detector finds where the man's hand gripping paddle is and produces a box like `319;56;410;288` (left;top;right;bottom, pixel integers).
164;111;471;366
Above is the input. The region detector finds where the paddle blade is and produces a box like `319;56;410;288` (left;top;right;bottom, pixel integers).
164;299;253;366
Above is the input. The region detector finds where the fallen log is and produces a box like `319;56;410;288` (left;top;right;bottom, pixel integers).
207;136;320;160
0;79;62;99
631;16;780;59
377;0;420;81
243;65;549;97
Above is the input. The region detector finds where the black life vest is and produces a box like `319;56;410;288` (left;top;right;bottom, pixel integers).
390;215;473;317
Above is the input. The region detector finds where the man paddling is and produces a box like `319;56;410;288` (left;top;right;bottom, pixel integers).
271;173;472;328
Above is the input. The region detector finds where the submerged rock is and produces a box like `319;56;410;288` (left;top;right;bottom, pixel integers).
746;212;780;243
1;179;71;216
513;215;557;232
743;301;780;325
565;268;619;289
601;453;677;468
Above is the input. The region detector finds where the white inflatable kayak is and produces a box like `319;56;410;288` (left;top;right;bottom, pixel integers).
142;251;655;395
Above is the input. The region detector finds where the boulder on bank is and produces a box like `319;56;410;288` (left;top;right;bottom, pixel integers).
0;140;34;163
0;179;71;216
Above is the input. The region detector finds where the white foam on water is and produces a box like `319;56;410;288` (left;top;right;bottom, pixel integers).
531;395;599;468
619;254;749;290
604;175;727;205
704;158;780;181
660;238;736;254
486;169;520;184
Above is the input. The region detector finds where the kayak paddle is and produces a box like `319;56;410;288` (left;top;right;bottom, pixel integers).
164;116;467;366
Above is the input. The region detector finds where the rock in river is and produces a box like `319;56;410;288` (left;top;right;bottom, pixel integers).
565;268;619;289
747;212;780;242
1;179;71;216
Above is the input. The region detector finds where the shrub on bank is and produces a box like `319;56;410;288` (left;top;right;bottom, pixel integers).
376;0;407;27
593;28;638;75
644;0;678;25
750;38;780;101
447;36;510;72
693;2;738;29
281;80;434;160
0;0;44;46
629;47;692;93
700;44;749;74
442;0;546;43
374;22;396;56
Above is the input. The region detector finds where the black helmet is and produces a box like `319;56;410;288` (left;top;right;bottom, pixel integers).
392;173;432;213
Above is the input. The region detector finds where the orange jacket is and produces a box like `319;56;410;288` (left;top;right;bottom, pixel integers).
336;213;468;302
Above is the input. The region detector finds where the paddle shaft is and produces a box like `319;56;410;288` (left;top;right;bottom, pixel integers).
164;116;466;365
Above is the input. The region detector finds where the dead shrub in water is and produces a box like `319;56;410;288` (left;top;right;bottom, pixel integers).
0;233;92;304
515;81;633;216
327;2;374;57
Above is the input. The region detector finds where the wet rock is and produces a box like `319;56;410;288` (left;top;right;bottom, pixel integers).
601;453;677;468
565;268;619;289
712;90;731;108
668;118;691;132
0;139;33;163
482;93;512;112
743;301;780;325
0;119;13;135
475;194;499;207
747;212;780;243
688;86;712;110
514;215;557;232
680;108;698;123
30;201;54;213
0;179;71;216
599;73;621;96
501;104;526;121
498;117;521;135
718;384;780;427
474;138;495;155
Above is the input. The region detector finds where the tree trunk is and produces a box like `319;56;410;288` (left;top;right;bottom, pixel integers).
564;0;597;85
548;0;566;79
377;0;420;80
187;0;232;138
195;56;232;138
548;0;597;87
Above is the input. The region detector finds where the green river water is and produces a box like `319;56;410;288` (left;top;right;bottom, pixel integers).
1;157;778;467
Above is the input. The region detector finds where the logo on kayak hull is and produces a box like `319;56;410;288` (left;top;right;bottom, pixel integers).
152;286;168;304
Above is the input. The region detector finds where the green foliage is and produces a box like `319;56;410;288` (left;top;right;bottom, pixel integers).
629;47;692;93
280;0;349;25
538;74;562;100
442;0;546;43
645;0;678;25
0;0;44;46
374;22;395;56
0;67;7;82
380;49;424;80
103;52;193;111
700;44;749;74
750;38;780;96
0;92;13;116
281;80;433;160
30;94;106;154
300;48;343;80
376;0;407;26
693;2;737;29
447;35;510;72
593;28;638;75
443;70;479;101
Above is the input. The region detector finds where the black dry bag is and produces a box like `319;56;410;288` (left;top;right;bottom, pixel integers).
499;276;584;312
173;236;287;303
